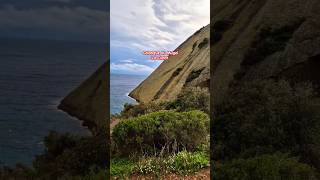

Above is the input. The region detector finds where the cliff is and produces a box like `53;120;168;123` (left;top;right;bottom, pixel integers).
58;0;320;129
129;24;210;103
130;0;319;105
58;62;108;131
211;0;320;105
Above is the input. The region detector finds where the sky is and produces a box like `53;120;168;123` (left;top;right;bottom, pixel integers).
110;0;210;76
0;0;109;43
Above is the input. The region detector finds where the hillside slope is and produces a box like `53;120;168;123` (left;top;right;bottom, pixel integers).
129;25;210;103
211;0;320;105
58;62;108;131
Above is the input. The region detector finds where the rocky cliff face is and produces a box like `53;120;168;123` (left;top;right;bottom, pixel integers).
211;0;320;105
129;25;210;103
58;0;319;128
130;0;320;105
58;62;108;132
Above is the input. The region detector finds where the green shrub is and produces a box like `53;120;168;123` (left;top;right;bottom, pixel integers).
0;165;36;179
110;158;135;178
213;80;320;168
119;102;168;119
69;168;109;180
136;151;209;175
33;129;108;178
117;87;209;120
169;87;210;114
112;110;209;156
213;154;318;180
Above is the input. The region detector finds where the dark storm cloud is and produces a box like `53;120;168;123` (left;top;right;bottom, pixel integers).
0;0;109;42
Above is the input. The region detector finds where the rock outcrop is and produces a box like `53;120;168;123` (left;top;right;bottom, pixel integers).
58;62;108;132
129;25;210;103
211;0;320;105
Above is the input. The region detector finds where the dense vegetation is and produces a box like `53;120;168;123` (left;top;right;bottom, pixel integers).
214;153;317;180
113;110;209;156
111;87;210;178
212;79;320;179
0;128;108;179
112;87;210;120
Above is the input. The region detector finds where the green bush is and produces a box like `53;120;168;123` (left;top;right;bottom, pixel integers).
0;165;36;179
68;168;109;180
110;158;135;178
119;102;168;119
213;80;320;168
136;151;209;175
169;87;210;114
117;87;209;120
33;129;108;178
112;110;209;156
213;154;318;180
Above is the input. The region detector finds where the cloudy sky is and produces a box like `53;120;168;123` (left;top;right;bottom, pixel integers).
110;0;210;76
0;0;108;42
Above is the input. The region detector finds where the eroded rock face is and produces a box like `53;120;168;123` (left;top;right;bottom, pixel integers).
58;62;108;132
129;25;210;103
59;0;320;128
211;0;320;105
130;0;320;105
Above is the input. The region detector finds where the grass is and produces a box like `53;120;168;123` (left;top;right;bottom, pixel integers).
110;150;209;179
110;158;136;178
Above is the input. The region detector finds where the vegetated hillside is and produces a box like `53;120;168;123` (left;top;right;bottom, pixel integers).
211;0;320;105
58;61;108;132
129;24;210;103
211;0;320;179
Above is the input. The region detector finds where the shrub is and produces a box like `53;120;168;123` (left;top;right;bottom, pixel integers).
0;165;36;179
212;80;320;168
33;129;108;178
117;87;210;120
112;110;209;156
119;102;168;119
169;87;210;114
69;168;109;180
110;158;135;178
213;154;318;180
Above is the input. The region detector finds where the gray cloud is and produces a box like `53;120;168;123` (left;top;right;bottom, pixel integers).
110;0;209;50
0;4;108;42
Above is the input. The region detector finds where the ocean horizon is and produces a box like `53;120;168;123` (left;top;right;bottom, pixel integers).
110;73;146;115
0;38;105;166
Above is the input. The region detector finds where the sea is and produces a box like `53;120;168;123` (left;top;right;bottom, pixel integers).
110;74;146;115
0;38;106;166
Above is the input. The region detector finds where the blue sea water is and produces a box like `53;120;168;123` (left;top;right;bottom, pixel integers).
0;38;106;166
110;74;146;115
